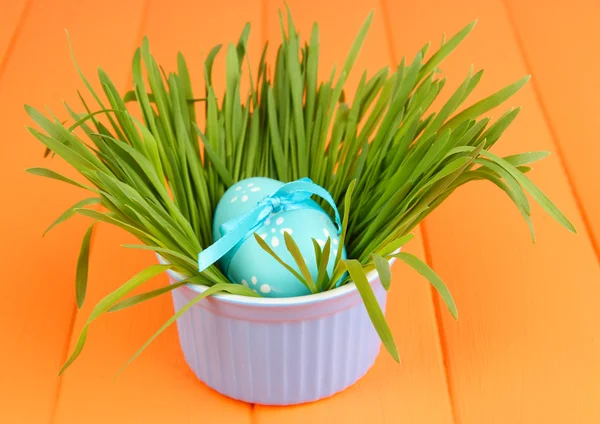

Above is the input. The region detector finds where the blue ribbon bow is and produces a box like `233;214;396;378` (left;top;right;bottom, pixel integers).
198;178;342;274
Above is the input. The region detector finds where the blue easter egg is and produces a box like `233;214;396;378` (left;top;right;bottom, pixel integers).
212;177;346;298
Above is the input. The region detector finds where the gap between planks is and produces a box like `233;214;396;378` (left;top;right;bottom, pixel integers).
379;0;459;422
500;0;600;262
0;0;32;83
48;1;152;422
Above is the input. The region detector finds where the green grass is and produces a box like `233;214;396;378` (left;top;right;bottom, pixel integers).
26;8;575;374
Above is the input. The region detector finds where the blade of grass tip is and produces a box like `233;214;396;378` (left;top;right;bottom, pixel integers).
176;52;197;137
194;124;235;186
372;253;392;290
236;22;251;64
517;166;532;173
58;327;89;375
393;252;457;319
123;90;157;103
26;127;101;174
65;31;124;140
204;44;223;93
44;197;102;236
476;149;576;233
378;233;414;257
475;158;530;215
441;75;530;133
419;20;476;79
66;108;118;132
312;238;323;267
336;179;356;265
327;11;373;116
59;264;172;375
225;44;241;155
283;232;317;293
316;237;331;291
344;259;400;362
503;151;550;167
75;223;95;308
253;233;307;286
478;107;521;149
340;10;373;85
473;170;536;242
25;167;96;191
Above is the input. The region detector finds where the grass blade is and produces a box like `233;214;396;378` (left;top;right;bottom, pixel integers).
60;264;171;375
253;233;307;286
419;20;476;79
372;254;392;290
393;252;457;319
503;151;550;167
316;238;331;291
44;198;101;236
75;223;95;308
441;76;530;132
108;281;188;312
283;232;317;293
343;259;399;362
116;282;258;378
477;149;576;233
26;167;95;191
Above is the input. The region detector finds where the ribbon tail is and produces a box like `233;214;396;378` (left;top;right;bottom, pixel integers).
198;206;270;273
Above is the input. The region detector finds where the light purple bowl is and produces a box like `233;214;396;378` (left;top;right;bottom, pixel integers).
158;255;393;405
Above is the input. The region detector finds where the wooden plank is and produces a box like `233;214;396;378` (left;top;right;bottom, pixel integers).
0;0;28;66
255;1;454;422
53;0;260;422
384;0;600;422
503;0;600;255
0;0;145;422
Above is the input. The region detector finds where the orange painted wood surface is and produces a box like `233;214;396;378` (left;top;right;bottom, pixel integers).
383;0;600;422
0;0;598;423
0;0;28;66
503;0;600;255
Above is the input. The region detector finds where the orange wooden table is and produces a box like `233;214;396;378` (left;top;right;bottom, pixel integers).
1;0;599;422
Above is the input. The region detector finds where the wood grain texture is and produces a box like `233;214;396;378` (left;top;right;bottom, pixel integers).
53;0;260;422
502;0;600;256
0;0;146;422
384;0;600;422
254;1;454;422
